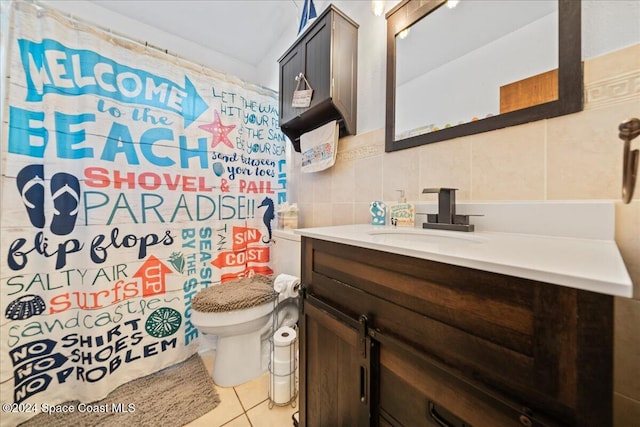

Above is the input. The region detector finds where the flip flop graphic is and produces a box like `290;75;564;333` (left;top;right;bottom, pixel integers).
16;164;45;228
50;172;80;236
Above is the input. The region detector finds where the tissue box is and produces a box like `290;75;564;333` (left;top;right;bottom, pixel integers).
277;211;298;229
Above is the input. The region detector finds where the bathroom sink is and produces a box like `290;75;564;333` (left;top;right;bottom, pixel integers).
367;227;488;244
296;200;633;298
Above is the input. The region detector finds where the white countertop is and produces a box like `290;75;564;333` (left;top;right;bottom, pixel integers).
295;223;633;298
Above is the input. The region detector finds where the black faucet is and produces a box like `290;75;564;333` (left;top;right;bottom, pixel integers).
421;188;477;232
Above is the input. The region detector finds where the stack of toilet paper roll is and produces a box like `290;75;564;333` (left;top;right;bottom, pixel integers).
270;326;297;404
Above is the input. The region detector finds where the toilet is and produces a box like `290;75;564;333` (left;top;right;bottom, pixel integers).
192;229;301;387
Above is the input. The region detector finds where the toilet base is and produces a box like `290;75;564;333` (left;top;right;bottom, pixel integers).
212;330;265;387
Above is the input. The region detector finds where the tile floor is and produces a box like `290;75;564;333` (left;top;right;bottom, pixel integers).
186;351;298;427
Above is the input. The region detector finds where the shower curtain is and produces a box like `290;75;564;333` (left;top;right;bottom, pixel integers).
0;2;287;425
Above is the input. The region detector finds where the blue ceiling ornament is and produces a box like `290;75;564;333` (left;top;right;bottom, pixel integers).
298;0;318;35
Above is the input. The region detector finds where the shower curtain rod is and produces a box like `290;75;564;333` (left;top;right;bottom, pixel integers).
26;0;279;98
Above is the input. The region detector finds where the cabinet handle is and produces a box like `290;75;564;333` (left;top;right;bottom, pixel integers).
359;365;367;404
428;401;470;427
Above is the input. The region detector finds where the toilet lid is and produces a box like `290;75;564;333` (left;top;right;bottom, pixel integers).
192;274;277;312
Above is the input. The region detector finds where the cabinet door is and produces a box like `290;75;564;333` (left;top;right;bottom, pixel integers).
279;44;304;124
301;13;331;110
300;296;370;427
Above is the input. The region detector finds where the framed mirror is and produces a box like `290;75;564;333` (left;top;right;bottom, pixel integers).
385;0;582;152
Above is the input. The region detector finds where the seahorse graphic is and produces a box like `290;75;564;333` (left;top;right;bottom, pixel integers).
258;197;275;243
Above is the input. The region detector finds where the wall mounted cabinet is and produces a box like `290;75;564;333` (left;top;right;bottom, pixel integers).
299;237;613;427
278;5;358;152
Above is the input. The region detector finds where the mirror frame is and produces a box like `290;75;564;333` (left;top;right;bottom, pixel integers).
385;0;582;152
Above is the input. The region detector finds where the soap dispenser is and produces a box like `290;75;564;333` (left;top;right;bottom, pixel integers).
389;190;415;227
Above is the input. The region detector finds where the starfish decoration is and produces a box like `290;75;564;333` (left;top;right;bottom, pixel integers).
198;110;236;149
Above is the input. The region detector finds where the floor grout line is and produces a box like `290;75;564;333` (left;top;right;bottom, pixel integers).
233;387;247;412
244;397;269;413
219;413;251;427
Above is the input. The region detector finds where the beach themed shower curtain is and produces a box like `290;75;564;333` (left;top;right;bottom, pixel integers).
0;2;287;425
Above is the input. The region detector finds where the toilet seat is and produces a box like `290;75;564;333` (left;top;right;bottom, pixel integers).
192;274;277;313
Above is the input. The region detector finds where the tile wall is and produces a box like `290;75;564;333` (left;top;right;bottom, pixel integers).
288;43;640;424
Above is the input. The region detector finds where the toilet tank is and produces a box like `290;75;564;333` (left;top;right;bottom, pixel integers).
271;229;301;277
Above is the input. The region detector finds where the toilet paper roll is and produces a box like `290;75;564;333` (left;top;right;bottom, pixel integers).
270;374;294;404
272;358;294;376
273;326;296;362
274;326;296;346
274;274;300;299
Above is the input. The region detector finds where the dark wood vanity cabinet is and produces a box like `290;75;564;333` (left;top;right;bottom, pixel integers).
299;237;614;427
278;5;358;152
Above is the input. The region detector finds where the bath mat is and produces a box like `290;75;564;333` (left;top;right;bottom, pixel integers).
19;353;220;427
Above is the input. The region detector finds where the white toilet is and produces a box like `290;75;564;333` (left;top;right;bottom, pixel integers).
192;229;301;387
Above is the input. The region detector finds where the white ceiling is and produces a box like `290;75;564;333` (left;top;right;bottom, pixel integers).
90;0;301;67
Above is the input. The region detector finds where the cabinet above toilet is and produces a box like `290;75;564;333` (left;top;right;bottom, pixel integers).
278;5;358;152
